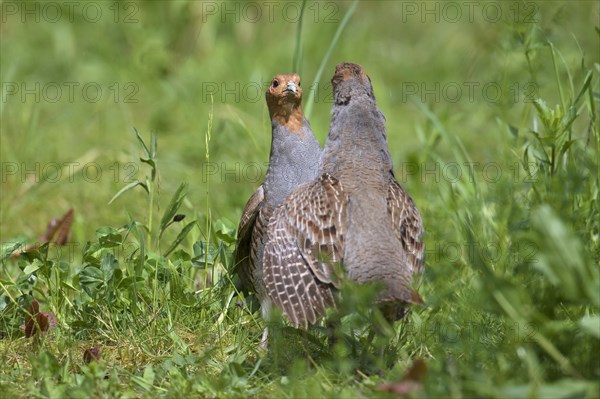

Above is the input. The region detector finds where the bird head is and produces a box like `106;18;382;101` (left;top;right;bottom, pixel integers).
266;73;305;131
266;73;302;111
331;62;374;105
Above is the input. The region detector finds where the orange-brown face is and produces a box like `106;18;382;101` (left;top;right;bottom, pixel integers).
266;73;302;107
265;73;305;132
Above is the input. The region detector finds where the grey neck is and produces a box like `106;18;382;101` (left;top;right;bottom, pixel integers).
263;119;321;206
321;98;392;182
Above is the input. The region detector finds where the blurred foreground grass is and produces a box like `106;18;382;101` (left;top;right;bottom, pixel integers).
1;1;599;397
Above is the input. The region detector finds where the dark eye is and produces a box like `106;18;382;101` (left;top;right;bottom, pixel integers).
272;80;279;88
298;81;301;86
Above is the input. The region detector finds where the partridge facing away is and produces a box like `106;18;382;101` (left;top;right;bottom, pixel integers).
263;62;424;328
234;73;323;343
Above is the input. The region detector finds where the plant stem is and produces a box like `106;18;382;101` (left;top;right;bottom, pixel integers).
148;182;154;250
205;94;214;279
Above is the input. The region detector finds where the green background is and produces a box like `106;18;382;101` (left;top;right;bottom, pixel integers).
1;1;599;397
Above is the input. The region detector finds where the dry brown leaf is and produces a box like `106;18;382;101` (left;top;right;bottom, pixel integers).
83;347;101;363
42;208;74;245
376;358;427;397
12;208;74;257
24;300;57;338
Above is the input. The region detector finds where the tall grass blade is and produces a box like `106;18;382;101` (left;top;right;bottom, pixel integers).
293;0;307;75
164;221;196;257
548;42;566;112
134;127;152;159
305;0;359;118
158;182;189;239
108;180;148;205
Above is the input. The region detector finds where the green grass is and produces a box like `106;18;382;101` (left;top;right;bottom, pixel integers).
1;1;599;397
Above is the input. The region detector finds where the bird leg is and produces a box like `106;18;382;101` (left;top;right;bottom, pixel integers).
260;327;269;349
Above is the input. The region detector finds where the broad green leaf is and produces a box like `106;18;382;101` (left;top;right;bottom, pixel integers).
96;226;119;238
170;249;191;263
101;252;118;282
79;266;104;297
23;259;43;275
192;240;218;268
98;232;123;249
214;217;236;244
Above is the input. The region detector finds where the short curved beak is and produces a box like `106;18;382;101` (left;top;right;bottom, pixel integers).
285;81;297;94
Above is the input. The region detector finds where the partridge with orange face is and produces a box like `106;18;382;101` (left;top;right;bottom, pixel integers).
234;73;323;345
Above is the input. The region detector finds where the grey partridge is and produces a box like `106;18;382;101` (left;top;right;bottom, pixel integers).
234;73;323;345
263;62;424;328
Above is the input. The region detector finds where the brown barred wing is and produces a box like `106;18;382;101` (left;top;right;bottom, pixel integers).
262;174;347;328
386;179;424;274
234;185;264;293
